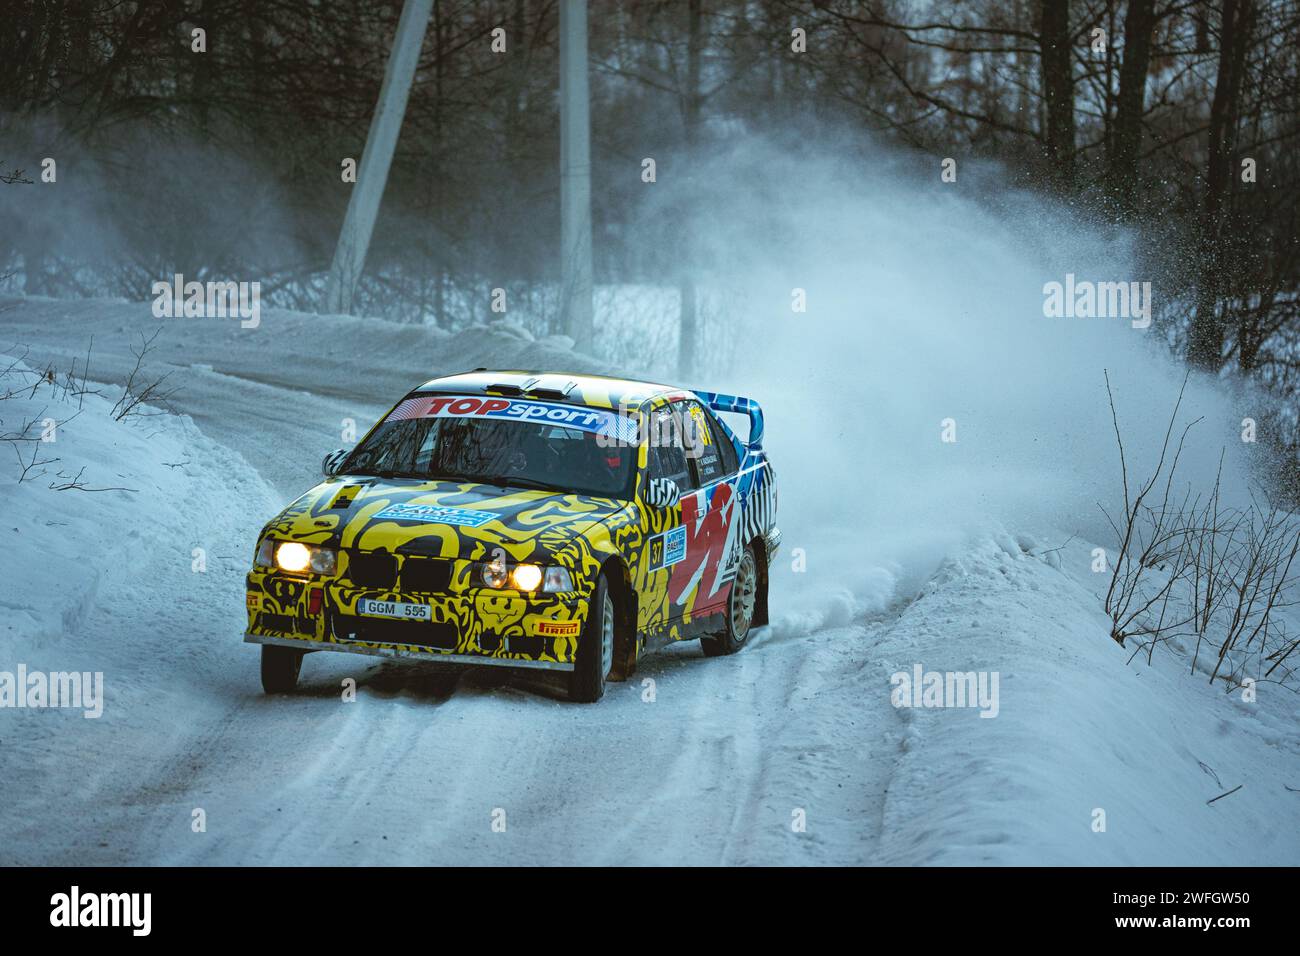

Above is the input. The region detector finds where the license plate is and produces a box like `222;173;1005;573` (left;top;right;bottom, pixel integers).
357;598;432;622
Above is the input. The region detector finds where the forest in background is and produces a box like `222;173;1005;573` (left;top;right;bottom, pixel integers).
1;0;1298;475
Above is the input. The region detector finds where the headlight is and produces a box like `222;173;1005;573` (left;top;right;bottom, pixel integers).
275;542;311;573
479;554;509;588
475;559;572;592
543;566;573;592
310;547;337;575
510;563;543;591
264;540;337;576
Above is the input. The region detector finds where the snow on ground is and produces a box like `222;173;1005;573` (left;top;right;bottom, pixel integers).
0;295;1297;866
0;353;282;858
872;530;1299;865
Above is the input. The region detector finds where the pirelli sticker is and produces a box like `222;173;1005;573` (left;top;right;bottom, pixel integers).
532;619;580;638
246;592;261;610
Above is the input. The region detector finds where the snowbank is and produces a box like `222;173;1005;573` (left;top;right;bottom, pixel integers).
0;355;282;859
1;356;277;661
872;529;1300;865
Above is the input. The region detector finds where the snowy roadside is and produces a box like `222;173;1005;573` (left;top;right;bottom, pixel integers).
871;530;1300;865
0;354;279;661
0;355;282;860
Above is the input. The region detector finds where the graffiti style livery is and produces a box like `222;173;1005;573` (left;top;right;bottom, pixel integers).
244;370;779;702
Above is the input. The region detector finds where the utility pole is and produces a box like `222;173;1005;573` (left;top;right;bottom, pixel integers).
559;0;594;343
677;0;702;377
322;0;433;315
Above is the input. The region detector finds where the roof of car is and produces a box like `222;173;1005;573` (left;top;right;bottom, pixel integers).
412;370;688;411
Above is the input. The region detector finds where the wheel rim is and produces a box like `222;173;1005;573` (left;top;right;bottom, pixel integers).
730;550;757;641
600;593;615;678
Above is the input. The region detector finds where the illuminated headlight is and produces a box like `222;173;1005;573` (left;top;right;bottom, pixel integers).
275;542;311;573
510;563;543;591
264;540;337;576
475;559;572;592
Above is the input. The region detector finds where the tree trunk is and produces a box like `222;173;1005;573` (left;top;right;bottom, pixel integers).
1188;0;1255;371
559;0;594;344
1109;0;1156;214
1038;0;1075;189
677;0;702;378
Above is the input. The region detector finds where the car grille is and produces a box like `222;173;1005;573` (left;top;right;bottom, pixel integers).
400;556;452;593
347;550;398;589
346;551;453;594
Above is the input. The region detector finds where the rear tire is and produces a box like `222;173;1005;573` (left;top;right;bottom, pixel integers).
567;574;614;703
261;644;304;693
701;543;759;657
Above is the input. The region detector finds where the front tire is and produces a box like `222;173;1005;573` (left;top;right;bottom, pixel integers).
701;543;759;657
261;644;304;693
567;573;615;703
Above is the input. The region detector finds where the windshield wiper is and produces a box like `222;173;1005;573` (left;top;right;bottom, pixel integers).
476;474;565;493
359;469;564;493
352;469;422;480
426;470;486;485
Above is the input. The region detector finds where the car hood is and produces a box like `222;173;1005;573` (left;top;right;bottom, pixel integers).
262;475;629;564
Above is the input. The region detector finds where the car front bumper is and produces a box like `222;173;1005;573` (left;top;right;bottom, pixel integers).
243;632;575;671
246;568;586;671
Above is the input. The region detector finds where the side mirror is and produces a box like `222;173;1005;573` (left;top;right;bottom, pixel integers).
644;477;681;509
322;448;349;478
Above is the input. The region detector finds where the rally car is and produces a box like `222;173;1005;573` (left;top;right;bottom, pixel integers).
244;370;779;702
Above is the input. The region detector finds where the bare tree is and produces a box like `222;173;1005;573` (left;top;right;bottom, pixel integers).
1038;0;1076;188
1188;0;1258;370
110;330;179;422
1108;0;1157;213
1101;370;1202;648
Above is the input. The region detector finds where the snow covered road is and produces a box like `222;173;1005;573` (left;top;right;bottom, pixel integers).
2;296;1297;866
106;621;897;866
0;297;904;865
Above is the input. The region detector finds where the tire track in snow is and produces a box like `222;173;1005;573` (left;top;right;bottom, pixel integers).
2;298;911;864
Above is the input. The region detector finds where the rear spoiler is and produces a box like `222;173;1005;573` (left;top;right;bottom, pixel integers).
694;390;765;449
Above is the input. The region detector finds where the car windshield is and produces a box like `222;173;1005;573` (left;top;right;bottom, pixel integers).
344;399;639;499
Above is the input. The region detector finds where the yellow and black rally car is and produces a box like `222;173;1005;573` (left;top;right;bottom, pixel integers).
244;370;779;701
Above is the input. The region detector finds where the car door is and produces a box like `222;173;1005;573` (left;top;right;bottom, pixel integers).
637;404;696;631
672;401;740;618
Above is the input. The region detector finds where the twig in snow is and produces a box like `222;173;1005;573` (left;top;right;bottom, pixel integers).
1039;533;1077;558
111;329;179;421
47;466;137;493
0;162;33;185
1197;761;1222;788
1206;784;1244;805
